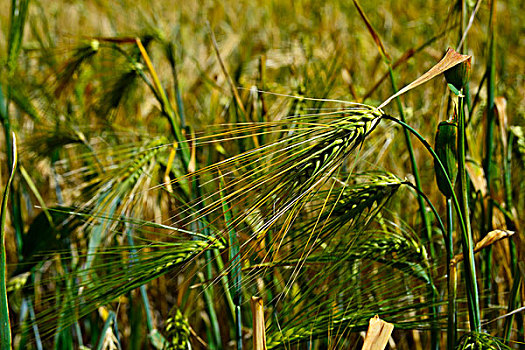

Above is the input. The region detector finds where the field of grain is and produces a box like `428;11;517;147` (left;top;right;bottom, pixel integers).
0;0;524;349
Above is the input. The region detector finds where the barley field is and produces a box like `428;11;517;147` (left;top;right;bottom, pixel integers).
0;0;524;349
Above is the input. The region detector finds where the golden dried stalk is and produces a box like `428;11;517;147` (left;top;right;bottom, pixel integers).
362;315;394;350
251;296;267;350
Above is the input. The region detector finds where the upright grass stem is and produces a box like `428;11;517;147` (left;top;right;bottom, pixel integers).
28;298;43;350
503;133;518;276
434;118;458;349
458;0;472;112
135;39;190;169
456;92;481;331
0;86;24;261
503;264;522;342
482;0;497;304
220;175;242;350
125;225;160;345
199;272;222;350
3;0;31;263
1;132;17;349
166;42;186;128
446;198;456;350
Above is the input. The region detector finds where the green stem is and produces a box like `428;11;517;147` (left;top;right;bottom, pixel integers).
135;39;190;169
383;112;483;332
220;176;242;350
192;176;224;349
484;0;497;189
134;39;223;347
0;89;24;260
199;273;222;349
483;0;497;306
170;51;186;128
28;298;43;350
125;225;155;332
503;133;517;275
456;7;477;329
446;198;456;350
457;92;481;331
213;250;236;323
1;132;17;349
503;264;522;342
501;117;521;343
459;0;472;112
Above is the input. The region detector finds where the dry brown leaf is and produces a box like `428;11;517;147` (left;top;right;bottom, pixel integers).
362;315;394;350
452;230;515;265
465;161;487;196
378;48;471;109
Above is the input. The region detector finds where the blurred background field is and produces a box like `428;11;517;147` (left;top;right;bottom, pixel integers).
0;0;524;349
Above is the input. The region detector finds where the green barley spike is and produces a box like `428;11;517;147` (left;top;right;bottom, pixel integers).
120;138;166;181
164;307;190;350
456;332;511;350
293;108;382;185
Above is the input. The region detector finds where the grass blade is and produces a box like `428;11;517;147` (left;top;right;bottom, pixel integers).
1;132;17;348
219;171;242;350
7;0;29;72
